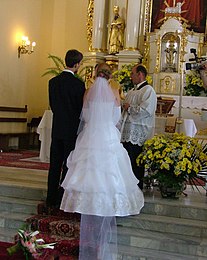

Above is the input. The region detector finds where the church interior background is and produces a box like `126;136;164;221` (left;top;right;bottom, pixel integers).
0;2;207;259
0;0;207;147
82;0;207;140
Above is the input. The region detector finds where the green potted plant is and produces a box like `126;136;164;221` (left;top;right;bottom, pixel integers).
137;133;207;198
42;54;84;81
42;54;65;77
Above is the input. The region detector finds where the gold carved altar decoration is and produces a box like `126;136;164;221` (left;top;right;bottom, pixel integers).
86;0;94;51
159;0;188;25
160;76;176;93
142;33;150;69
143;0;153;35
85;66;94;89
144;0;205;96
155;35;161;73
143;0;188;36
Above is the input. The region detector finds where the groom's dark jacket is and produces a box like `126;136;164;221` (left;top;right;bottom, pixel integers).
49;71;85;140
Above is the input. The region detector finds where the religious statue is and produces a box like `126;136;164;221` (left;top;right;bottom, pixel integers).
155;0;188;30
164;39;177;71
108;6;125;55
164;0;184;15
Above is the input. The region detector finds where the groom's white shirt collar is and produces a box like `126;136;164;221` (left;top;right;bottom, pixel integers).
63;69;74;75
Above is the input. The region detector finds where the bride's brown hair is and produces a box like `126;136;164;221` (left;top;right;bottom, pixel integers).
96;63;112;80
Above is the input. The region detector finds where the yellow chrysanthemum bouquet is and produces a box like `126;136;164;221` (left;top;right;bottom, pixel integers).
185;70;207;96
112;63;153;92
137;133;207;192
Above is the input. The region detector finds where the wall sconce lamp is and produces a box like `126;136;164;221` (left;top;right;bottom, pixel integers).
18;36;36;58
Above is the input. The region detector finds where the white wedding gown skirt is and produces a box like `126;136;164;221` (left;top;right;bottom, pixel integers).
60;103;144;217
60;126;144;216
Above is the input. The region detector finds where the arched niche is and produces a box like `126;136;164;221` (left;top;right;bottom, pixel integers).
161;32;180;73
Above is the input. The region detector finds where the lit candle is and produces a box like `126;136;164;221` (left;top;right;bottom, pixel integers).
22;36;28;46
31;42;36;51
26;40;30;46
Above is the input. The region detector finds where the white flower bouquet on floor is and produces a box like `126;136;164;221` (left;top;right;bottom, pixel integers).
7;227;56;259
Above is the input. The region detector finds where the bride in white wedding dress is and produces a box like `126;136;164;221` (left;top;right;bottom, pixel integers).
60;63;144;260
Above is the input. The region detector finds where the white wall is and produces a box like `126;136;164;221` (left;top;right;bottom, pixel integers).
0;0;88;120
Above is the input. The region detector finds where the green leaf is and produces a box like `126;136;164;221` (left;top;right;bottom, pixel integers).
42;54;65;77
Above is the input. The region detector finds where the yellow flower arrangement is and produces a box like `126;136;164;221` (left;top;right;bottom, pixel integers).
112;63;153;92
137;133;207;191
185;70;207;96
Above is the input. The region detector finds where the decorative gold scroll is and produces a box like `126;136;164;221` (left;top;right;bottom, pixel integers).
177;23;189;72
155;35;161;73
143;0;153;35
86;0;94;51
142;33;150;69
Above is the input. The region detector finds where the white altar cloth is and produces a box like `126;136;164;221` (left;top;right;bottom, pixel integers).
37;110;52;162
159;95;207;136
171;96;207;109
155;117;197;137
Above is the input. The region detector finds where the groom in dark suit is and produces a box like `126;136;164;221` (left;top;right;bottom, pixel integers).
46;49;85;208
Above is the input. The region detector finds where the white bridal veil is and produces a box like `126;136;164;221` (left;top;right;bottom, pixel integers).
78;77;118;260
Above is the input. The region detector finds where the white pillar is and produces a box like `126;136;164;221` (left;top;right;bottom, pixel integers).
91;0;106;51
125;0;142;50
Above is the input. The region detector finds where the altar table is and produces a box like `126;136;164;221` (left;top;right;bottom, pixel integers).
155;117;197;137
37;110;52;162
159;95;207;137
37;110;197;162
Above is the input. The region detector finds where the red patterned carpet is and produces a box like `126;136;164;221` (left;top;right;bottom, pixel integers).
0;150;49;170
25;203;80;259
0;241;77;259
0;241;25;260
0;202;80;259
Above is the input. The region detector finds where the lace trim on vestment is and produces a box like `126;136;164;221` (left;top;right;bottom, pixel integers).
121;122;148;146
